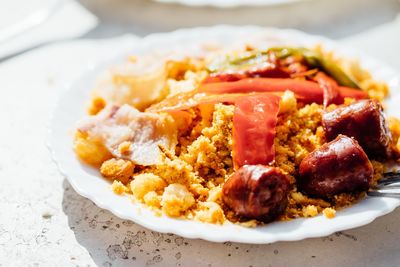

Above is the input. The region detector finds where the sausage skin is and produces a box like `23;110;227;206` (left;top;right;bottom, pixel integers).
222;165;291;222
322;99;391;158
299;135;373;197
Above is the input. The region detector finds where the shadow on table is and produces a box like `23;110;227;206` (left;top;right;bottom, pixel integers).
62;178;400;267
78;0;400;39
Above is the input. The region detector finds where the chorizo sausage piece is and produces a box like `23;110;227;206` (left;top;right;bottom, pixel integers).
322;99;391;159
299;135;373;197
222;165;291;222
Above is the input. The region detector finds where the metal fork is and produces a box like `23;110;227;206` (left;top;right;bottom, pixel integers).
368;172;400;198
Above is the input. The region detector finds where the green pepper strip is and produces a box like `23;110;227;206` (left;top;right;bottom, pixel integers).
268;47;360;89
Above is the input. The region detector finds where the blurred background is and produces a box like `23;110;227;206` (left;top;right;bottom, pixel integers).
78;0;400;38
2;0;399;62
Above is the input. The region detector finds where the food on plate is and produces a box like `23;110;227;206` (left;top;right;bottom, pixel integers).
76;104;177;166
299;135;373;197
74;42;400;225
322;99;391;158
222;165;291;222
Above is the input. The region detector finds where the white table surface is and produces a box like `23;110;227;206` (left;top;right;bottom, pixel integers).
1;0;400;266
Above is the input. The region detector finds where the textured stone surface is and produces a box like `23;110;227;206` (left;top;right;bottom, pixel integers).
1;14;400;266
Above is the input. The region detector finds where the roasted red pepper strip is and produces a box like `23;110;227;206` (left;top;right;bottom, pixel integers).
233;94;281;169
198;78;367;105
313;72;341;107
146;92;282;113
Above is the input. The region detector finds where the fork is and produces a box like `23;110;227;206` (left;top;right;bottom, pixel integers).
368;172;400;198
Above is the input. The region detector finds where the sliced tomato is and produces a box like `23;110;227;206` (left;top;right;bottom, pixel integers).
232;94;281;169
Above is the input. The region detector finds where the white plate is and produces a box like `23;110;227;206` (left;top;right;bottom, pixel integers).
0;0;63;43
154;0;305;8
48;26;400;244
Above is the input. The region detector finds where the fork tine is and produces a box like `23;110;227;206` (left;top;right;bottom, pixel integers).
368;191;400;198
369;172;400;197
376;184;400;190
383;172;400;178
377;177;400;186
378;172;400;186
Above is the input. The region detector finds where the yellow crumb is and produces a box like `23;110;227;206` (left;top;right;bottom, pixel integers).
303;205;319;217
161;184;195;217
74;130;112;167
361;79;389;101
323;208;336;219
371;160;385;186
88;97;106;115
274;102;325;177
286;192;329;219
279;90;297;114
238;220;258;228
181;104;234;178
166;58;205;80
118;141;132;156
207;186;222;203
143;191;162;208
131;173;166;201
194;202;225;224
389;118;400;154
100;158;134;184
111;180;127;195
167;70;208;96
152;157;202;189
390;117;400;135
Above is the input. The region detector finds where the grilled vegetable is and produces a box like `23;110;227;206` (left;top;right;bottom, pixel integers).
198;78;367;105
232;94;281;168
207;47;361;89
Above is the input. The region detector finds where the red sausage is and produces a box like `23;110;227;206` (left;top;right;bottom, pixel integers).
222;165;291;222
322;99;391;158
299;135;373;197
